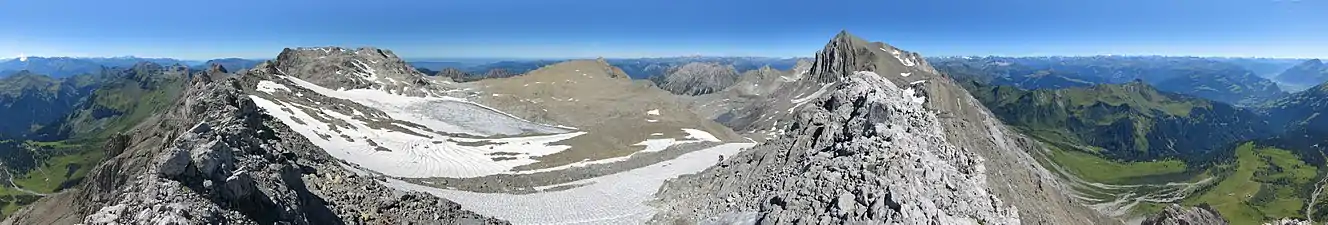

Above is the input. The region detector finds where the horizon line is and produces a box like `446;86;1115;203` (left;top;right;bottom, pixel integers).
3;54;1321;62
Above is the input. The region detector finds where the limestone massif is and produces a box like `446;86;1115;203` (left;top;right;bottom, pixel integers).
2;31;1133;224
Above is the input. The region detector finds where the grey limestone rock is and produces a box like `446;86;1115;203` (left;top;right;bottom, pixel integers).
1141;204;1227;225
651;62;741;96
4;56;507;224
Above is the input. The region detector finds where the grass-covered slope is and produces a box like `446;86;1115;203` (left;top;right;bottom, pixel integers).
0;62;190;218
1184;142;1322;224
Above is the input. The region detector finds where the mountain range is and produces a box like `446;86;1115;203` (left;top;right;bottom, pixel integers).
1275;59;1328;90
932;56;1288;106
0;31;1325;225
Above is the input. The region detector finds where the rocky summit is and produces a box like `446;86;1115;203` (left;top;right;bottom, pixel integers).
653;31;1114;224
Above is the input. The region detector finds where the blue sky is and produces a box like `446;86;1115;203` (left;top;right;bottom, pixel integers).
0;0;1325;59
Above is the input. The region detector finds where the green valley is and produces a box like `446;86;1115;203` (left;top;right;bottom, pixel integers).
0;63;192;217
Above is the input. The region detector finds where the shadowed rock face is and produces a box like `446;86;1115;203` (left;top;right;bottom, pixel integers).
650;62;740;96
4;65;505;224
1141;204;1227;225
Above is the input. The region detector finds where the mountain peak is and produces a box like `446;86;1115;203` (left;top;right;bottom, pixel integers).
808;31;938;84
272;46;433;94
208;63;229;74
1277;58;1328;85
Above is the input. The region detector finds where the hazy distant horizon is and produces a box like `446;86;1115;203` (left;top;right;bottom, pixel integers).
2;0;1326;60
3;54;1318;63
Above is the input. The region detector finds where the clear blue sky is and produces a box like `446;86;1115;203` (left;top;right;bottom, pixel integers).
1;0;1325;59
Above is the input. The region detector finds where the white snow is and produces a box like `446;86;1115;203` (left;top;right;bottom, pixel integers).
886;48;917;67
790;82;835;105
900;72;912;77
646;109;661;116
646;119;659;123
385;143;757;225
910;80;928;85
904;88;927;104
681;128;721;142
250;95;588;178
633;139;682;153
255;80;290;94
276;75;568;136
789;82;837;114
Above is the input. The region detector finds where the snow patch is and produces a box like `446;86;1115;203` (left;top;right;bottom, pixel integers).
647;109;661;116
904;88;927;104
277;75;569;136
385;143;757;224
255;80;291;94
886;48;917;67
681;128;721;142
250;95;587;178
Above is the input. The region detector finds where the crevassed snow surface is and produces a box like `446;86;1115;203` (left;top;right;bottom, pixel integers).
514;128;725;174
385;143;758;225
250;76;596;178
251;95;588;178
278;75;566;136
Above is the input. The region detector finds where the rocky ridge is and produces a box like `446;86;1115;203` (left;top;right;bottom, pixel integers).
3;62;504;224
1140;204;1227;225
272;47;454;97
649;62;741;96
660;31;1118;224
651;70;1019;224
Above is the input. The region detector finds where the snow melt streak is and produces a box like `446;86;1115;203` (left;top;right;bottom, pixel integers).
386;143;757;225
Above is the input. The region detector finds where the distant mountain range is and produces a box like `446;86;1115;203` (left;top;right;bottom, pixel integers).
932;56;1288;106
0;57;263;79
407;57;805;81
1274;59;1328;89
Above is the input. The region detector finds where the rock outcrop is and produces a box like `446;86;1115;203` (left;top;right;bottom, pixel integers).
663;31;1119;224
272;47;447;96
4;67;504;224
1141;204;1227;225
650;62;740;96
652;70;1020;224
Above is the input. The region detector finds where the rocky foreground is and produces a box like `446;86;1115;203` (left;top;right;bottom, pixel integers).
4;66;503;224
